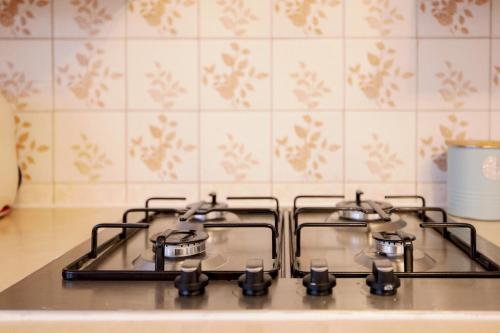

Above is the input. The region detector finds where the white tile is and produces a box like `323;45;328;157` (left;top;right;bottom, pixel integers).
0;1;51;37
55;184;126;206
345;111;415;182
200;112;271;182
418;39;489;110
273;39;343;110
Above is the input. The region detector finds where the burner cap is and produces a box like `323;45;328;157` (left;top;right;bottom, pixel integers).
151;229;209;258
372;231;416;257
336;190;393;221
182;192;228;221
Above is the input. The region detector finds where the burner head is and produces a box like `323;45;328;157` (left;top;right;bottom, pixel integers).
335;190;393;221
182;192;228;221
150;229;209;258
372;231;416;257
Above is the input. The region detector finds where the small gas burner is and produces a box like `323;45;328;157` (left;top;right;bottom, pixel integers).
181;192;228;221
372;231;416;258
336;190;393;221
150;229;209;258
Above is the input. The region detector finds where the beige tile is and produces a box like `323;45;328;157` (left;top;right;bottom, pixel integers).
494;1;500;36
273;39;343;111
417;0;490;37
55;183;126;206
127;183;198;206
417;111;489;182
200;183;272;207
127;0;198;37
54;0;125;37
0;1;51;37
127;40;198;110
416;182;447;207
200;112;270;182
346;39;416;110
15;184;53;207
54;112;125;183
345;111;415;182
345;0;416;37
14;112;52;183
273;112;343;182
492;39;500;109
272;182;344;205
0;41;52;111
54;41;125;110
344;183;416;203
200;0;270;37
201;40;270;110
492;112;500;139
127;112;198;182
272;0;343;37
418;39;489;110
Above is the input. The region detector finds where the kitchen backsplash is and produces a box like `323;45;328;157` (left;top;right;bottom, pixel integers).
1;0;499;207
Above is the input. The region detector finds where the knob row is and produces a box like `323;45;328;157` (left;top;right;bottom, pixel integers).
174;258;400;297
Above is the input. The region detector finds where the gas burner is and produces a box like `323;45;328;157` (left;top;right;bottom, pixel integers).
372;231;416;258
181;192;228;221
150;229;209;258
336;190;393;221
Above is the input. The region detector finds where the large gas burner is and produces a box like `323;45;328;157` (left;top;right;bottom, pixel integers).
372;231;416;257
150;229;209;258
336;190;393;221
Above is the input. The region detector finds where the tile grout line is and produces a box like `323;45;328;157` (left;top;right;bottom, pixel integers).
342;1;346;195
124;0;129;204
488;0;493;139
50;0;56;205
270;0;274;197
415;0;419;195
197;1;201;200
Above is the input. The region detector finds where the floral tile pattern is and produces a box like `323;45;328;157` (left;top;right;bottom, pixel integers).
1;1;497;206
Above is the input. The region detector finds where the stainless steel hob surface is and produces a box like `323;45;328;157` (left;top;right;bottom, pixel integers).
1;192;500;311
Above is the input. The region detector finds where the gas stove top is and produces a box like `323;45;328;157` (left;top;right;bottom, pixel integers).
1;190;500;311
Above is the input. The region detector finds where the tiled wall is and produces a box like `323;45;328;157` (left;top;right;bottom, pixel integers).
1;0;500;207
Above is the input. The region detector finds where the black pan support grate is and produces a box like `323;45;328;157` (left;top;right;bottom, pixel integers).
63;196;283;281
290;194;500;279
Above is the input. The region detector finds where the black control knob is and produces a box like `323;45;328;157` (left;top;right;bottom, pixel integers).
366;259;400;296
174;259;209;297
238;259;272;296
302;259;336;296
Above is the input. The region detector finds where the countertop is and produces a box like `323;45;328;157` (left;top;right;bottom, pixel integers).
1;208;500;333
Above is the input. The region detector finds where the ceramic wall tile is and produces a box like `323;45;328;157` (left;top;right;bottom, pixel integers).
0;41;52;111
273;39;343;111
128;40;198;110
417;111;490;182
201;40;270;110
493;1;500;36
346;39;416;110
0;0;51;37
200;183;272;207
126;0;198;37
200;0;270;37
54;40;125;110
345;0;416;37
416;182;447;207
200;112;270;182
345;111;415;182
15;184;54;207
418;39;489;110
127;111;198;182
272;182;344;205
273;111;343;182
417;0;490;37
54;0;126;37
54;112;125;182
14;112;52;183
55;184;126;206
127;183;198;206
492;39;500;109
272;0;343;37
492;112;500;139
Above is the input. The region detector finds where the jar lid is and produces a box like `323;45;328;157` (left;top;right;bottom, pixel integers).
446;140;500;149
